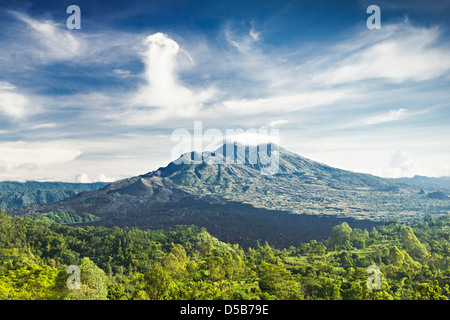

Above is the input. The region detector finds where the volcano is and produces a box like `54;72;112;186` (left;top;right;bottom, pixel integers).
11;143;436;248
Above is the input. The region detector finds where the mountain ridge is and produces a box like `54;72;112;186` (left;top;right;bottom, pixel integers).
0;181;108;211
8;143;450;247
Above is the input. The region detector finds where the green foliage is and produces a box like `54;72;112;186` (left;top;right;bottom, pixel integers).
400;226;429;259
258;261;300;299
414;281;449;300
144;262;176;299
0;210;449;300
0;264;59;299
0;181;107;210
328;222;353;250
31;210;100;224
63;257;108;300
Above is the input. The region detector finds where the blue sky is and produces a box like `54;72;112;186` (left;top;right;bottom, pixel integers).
0;0;450;182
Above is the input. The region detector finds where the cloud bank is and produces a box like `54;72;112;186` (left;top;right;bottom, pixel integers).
1;8;450;181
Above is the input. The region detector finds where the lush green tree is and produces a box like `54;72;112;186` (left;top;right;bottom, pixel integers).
163;244;189;279
341;281;366;300
0;265;59;300
107;281;128;300
258;262;300;299
64;257;108;300
350;228;368;249
328;222;353;250
388;246;405;267
414;281;449;300
144;262;177;300
1;210;450;301
401;226;428;259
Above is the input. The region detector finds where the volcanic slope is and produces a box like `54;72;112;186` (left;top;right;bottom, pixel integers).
11;143;447;247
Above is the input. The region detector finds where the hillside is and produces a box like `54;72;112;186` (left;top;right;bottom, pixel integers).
396;176;450;192
1;211;449;300
145;143;443;221
9;143;450;248
0;181;109;211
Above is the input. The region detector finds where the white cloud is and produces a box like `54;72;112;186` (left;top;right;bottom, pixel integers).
390;150;415;170
0;82;15;91
366;150;424;178
0;141;82;166
29;123;58;130
0;141;83;181
5;11;142;71
221;89;357;115
17;163;38;171
112;69;131;77
0;161;14;174
0;14;449;183
95;173;115;182
363;108;408;125
225;21;261;53
75;172;115;183
74;173;91;183
130;33;216;123
11;11;84;62
313;23;450;84
249;28;260;41
269;119;289;127
0;82;31;119
363;150;441;178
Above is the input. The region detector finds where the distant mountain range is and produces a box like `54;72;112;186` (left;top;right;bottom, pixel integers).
395;176;450;190
0;181;108;211
7;143;450;248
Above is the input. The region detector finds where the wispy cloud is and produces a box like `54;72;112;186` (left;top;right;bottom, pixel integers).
225;21;261;52
0;82;32;119
112;69;131;78
10;11;84;62
29;123;58;130
362;108;409;125
220;89;357;115
269;119;288;127
1;6;450;181
312;22;450;84
3;10;143;74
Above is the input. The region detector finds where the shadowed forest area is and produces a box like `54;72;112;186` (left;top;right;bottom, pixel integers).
1;210;448;300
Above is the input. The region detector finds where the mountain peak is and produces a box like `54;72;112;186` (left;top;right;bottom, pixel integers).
145;142;285;177
143;143;393;193
214;141;281;173
12;142;438;249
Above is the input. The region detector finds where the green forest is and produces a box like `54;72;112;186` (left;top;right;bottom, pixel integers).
0;181;107;211
0;210;449;300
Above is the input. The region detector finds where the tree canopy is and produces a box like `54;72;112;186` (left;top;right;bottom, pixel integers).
0;210;449;300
